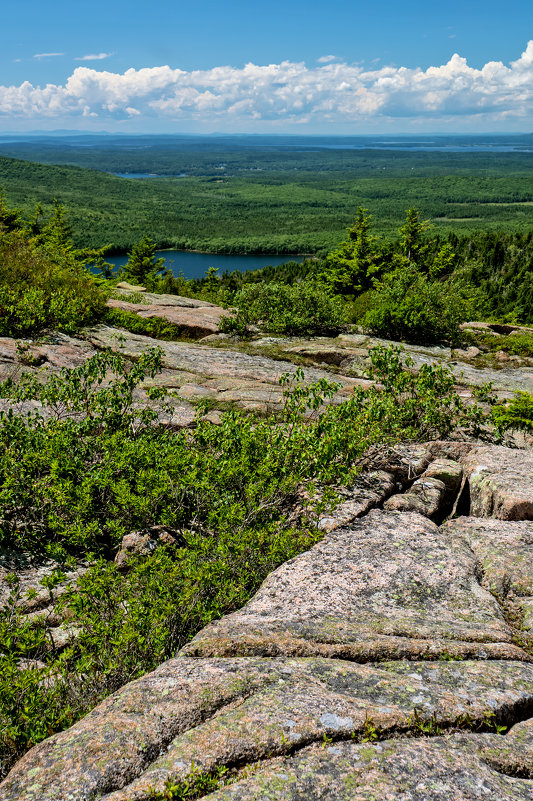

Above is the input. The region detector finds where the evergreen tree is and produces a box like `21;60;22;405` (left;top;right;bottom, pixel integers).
121;236;166;288
323;207;380;296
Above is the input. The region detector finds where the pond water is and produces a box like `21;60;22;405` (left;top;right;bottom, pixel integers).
107;250;303;280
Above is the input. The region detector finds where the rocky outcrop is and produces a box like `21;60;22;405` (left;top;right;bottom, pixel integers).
461;446;533;520
204;729;533;800
3;454;533;799
384;457;463;519
2;657;533;801
0;549;88;652
114;525;187;570
2;317;533;799
249;332;533;399
108;293;229;339
181;510;524;661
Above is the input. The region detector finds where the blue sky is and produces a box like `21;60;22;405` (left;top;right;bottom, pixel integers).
2;0;533;133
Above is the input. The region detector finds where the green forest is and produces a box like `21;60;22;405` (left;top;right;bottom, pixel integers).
2;138;533;254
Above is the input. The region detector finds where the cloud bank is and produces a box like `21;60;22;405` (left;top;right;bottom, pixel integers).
4;43;533;125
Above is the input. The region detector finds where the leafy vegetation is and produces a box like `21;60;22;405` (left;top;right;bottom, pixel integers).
492;392;533;434
220;280;346;336
104;307;190;341
360;263;480;346
0;195;106;337
0;343;497;773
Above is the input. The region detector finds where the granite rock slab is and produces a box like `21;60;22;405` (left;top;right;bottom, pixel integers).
441;517;533;601
107;298;228;339
181;510;525;661
2;657;533;801
461;446;533;520
205;732;533;801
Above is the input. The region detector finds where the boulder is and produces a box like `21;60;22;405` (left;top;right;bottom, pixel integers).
181;510;524;661
114;525;187;570
461;445;533;520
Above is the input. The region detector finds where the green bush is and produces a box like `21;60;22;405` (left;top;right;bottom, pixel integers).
362;261;480;346
0;224;106;338
104;307;188;341
220;280;346;336
492;392;533;434
496;332;533;357
0;345;497;773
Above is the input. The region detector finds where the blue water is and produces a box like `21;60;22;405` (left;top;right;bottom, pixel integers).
112;172;187;178
108;250;303;280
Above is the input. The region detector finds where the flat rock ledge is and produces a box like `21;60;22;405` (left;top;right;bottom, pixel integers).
1;658;533;801
182;510;525;661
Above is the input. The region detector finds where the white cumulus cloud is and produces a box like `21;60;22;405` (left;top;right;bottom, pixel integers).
2;43;533;126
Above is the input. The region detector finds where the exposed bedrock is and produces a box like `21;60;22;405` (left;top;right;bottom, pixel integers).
1;657;533;801
181;510;526;661
461;445;533;520
203;725;533;801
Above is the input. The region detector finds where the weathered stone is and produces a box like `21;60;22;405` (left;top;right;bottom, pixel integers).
453;346;482;359
107;298;229;339
181;510;525;661
441;517;533;601
0;550;87;614
461;446;533;520
384;476;447;518
386;443;433;482
114;525;187;570
423;457;463;493
204;733;533;801
2;657;533;801
318;471;396;532
248;332;533;398
384;459;463;519
113;289;214;308
480;716;533;779
84;327;367;415
115;282;146;292
427;440;475;462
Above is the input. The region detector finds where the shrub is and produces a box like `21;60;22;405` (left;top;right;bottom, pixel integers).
492;392;533;434
104;307;188;341
220;280;346;336
362;261;480;346
0;226;106;337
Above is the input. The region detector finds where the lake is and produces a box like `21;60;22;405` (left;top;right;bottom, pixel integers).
107;250;303;280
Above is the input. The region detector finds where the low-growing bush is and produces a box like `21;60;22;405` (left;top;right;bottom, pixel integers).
0;345;497;773
361;262;481;346
0;231;106;337
492;391;533;434
105;307;187;341
220;280;346;336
